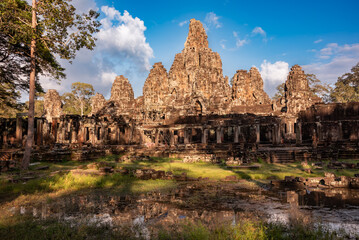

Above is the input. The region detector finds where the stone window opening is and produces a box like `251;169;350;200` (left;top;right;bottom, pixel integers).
96;127;100;140
171;88;177;99
85;127;89;141
195;100;203;115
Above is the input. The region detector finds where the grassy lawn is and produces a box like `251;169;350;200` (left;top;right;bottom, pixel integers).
0;155;358;205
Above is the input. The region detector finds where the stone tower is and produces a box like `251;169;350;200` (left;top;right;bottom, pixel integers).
168;19;230;113
44;89;63;121
110;75;134;109
143;62;170;111
231;67;271;106
284;65;321;115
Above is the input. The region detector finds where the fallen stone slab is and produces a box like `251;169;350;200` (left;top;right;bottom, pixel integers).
35;165;49;171
222;175;238;182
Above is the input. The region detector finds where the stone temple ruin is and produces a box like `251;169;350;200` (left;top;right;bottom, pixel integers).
1;19;359;164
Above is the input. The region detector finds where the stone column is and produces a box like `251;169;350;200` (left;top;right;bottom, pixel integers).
256;124;260;143
15;115;22;144
3;130;8;147
42;121;49;144
36;119;43;146
296;122;302;144
316;122;322;141
202;128;208;144
273;124;280;145
234;126;239;143
59;119;66;143
52;119;58;142
100;126;105;143
90;127;95;144
115;126;119;144
216;127;222;144
184;128;190;144
338;121;343;140
154;129;159;146
71;123;77;144
170;130;175;146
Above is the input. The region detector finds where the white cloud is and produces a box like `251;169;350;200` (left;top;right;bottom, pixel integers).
98;6;154;71
252;27;266;37
205;12;222;28
303;43;359;84
236;38;247;48
233;31;248;48
179;20;188;27
314;39;323;44
220;39;227;49
251;26;268;42
260;60;289;97
260;60;289;85
101;71;118;85
37;6;154;100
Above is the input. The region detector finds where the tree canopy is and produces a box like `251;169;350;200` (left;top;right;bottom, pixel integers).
0;0;100;113
330;63;359;103
62;82;94;115
0;0;60;107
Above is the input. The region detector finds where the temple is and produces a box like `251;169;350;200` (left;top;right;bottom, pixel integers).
1;19;359;163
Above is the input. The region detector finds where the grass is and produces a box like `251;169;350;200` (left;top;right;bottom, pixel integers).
230;158;359;180
118;157;238;180
0;172;177;206
1;155;358;202
0;213;349;240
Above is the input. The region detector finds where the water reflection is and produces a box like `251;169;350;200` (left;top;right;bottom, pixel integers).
281;189;359;208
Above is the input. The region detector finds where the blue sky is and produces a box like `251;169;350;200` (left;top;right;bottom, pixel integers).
38;0;359;98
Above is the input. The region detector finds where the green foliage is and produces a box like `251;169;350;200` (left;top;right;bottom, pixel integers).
63;82;95;115
0;0;61;113
330;62;359;103
157;219;342;240
0;0;100;117
272;83;285;101
0;83;25;118
0;171;177;199
306;73;332;102
62;82;95;115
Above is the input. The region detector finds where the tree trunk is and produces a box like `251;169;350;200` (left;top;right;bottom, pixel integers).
21;0;37;170
80;99;84;116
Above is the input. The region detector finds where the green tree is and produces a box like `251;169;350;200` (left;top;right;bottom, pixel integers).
1;0;100;169
272;83;285;101
62;82;94;115
306;73;332;103
330;63;359;103
0;83;24;118
71;82;94;116
0;0;62;112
